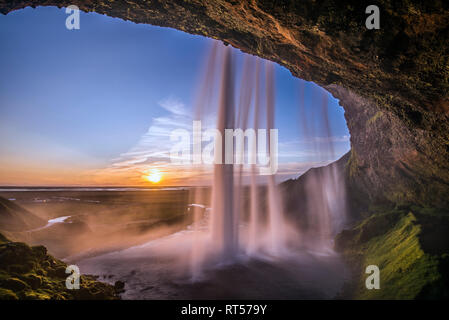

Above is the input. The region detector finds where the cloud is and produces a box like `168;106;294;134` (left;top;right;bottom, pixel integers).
159;97;188;116
86;98;350;185
86;97;197;184
278;135;350;147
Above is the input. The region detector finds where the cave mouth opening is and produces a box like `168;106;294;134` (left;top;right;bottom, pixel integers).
0;6;352;299
2;2;449;302
0;6;351;187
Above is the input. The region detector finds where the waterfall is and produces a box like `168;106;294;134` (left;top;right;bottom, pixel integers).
297;82;347;250
210;45;237;261
188;41;346;277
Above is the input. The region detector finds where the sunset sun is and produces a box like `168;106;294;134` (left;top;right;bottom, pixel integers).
145;169;162;184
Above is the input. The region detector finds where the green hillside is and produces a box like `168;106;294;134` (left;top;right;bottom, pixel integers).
335;208;449;299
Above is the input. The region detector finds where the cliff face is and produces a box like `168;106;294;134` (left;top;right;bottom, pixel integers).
1;0;448;208
327;85;449;209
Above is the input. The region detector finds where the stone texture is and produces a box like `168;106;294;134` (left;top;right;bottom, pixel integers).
327;85;449;209
1;0;448;208
0;233;120;299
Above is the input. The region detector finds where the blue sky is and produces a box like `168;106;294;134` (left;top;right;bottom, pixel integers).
0;7;350;186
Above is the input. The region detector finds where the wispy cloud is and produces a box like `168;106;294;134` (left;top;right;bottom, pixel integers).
159;97;189;116
278;135;350;147
85;98;350;185
277;135;350;163
85;97;198;184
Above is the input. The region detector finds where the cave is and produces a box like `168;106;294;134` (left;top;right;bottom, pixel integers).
0;0;448;301
2;0;447;211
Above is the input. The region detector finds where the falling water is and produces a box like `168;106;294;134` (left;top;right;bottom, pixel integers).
246;59;262;255
188;42;291;274
73;41;348;298
210;45;237;261
265;63;287;255
297;82;347;250
189;41;346;277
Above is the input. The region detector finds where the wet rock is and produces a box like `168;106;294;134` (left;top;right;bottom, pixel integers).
0;288;18;300
48;265;67;278
114;281;125;294
31;245;47;258
22;274;43;289
0;277;29;291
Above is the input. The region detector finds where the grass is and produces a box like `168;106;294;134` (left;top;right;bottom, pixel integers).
335;208;449;299
0;233;120;300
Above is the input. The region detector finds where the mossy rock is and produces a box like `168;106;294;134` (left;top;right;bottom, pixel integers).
47;265;68;278
31;245;47;258
0;232;120;300
7;264;33;274
335;209;449;299
21;290;52;300
21;273;44;289
0;288;18;300
0;277;29;291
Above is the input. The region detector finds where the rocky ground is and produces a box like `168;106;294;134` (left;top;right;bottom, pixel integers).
0;232;123;300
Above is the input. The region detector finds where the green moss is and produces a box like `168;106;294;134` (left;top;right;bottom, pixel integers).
0;288;18;300
366;111;384;126
21;289;52;300
346;149;359;179
21;273;44;289
0;277;30;291
357;213;438;299
0;232;119;300
336;210;449;299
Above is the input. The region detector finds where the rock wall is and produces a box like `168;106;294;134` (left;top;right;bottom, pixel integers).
1;0;448;208
327;85;449;209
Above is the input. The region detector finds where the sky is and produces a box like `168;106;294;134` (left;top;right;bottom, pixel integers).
0;7;350;186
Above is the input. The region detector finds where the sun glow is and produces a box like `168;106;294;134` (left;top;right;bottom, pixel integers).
145;169;162;184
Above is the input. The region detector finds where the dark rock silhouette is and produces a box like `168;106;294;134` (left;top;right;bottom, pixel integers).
0;197;45;232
